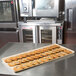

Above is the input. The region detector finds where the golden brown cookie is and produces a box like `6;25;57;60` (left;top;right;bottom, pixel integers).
46;56;53;60
8;56;18;61
47;51;52;55
15;55;23;59
48;51;53;54
61;52;68;55
32;60;39;65
28;61;34;67
44;52;49;55
42;48;48;52
26;57;33;61
38;54;43;58
8;61;16;67
37;49;42;52
4;58;12;63
26;62;34;67
21;64;29;69
51;54;56;59
58;48;65;52
38;59;44;64
42;57;49;62
47;47;52;51
54;49;59;53
52;50;56;54
21;58;26;63
14;60;22;65
34;50;40;54
34;54;40;59
57;52;66;57
21;58;29;63
64;50;72;54
31;55;36;59
20;53;27;58
13;65;23;72
41;53;47;57
49;44;60;50
29;51;35;55
51;51;56;54
40;49;44;53
39;58;45;62
55;53;61;57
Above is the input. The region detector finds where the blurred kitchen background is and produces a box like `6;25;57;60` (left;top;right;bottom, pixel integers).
0;0;76;48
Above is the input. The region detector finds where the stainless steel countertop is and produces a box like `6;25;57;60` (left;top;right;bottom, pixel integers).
0;43;76;76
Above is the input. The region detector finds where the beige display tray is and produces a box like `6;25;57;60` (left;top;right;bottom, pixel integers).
1;44;75;73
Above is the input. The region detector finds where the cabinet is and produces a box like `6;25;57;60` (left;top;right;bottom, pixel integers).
0;28;19;48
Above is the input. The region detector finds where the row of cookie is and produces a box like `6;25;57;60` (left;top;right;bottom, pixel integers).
4;46;61;63
8;51;68;67
13;51;68;72
7;51;58;67
4;46;71;64
4;47;70;64
54;48;72;54
47;44;60;50
7;48;64;67
61;49;72;54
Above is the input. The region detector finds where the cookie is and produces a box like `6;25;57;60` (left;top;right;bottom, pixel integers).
32;60;39;65
35;50;41;54
29;51;35;55
21;58;29;63
21;64;29;69
61;52;68;55
38;54;43;58
26;57;33;61
26;62;34;67
14;60;22;65
13;65;23;72
8;61;16;67
8;56;18;61
4;58;12;63
15;55;23;59
55;53;61;57
58;48;65;52
42;57;49;62
34;54;40;59
46;56;53;60
42;48;48;52
31;56;37;59
38;59;44;64
44;52;49;55
64;50;72;54
40;49;45;53
20;53;27;58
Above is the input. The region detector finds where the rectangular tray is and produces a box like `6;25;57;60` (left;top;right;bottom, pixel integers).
1;44;75;73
